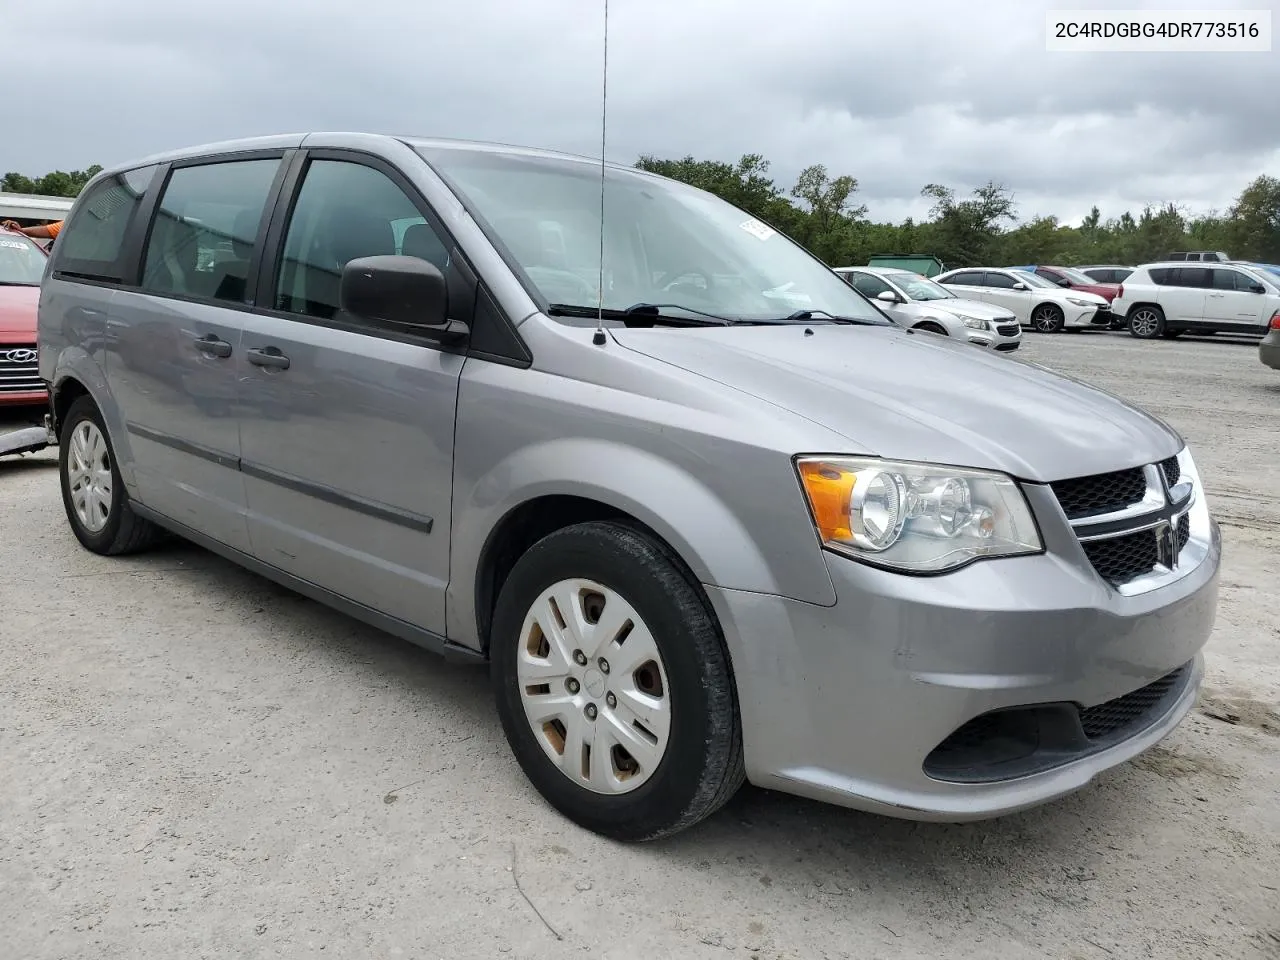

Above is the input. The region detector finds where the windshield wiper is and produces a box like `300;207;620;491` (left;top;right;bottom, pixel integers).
547;302;731;326
776;309;883;326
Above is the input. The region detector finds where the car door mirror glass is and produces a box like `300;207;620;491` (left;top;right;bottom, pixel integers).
340;255;462;339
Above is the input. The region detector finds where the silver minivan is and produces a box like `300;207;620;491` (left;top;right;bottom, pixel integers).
38;134;1221;841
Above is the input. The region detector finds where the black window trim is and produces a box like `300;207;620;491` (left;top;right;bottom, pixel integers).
252;146;530;366
946;270;985;286
983;270;1021;289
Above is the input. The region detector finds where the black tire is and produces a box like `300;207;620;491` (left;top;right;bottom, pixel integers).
59;396;164;555
913;322;948;336
490;521;745;842
1128;305;1165;339
1030;303;1066;333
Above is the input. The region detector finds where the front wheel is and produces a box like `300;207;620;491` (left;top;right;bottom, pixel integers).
491;521;745;842
1030;303;1066;333
1128;305;1165;339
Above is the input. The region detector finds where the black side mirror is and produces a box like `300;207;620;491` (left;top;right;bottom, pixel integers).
340;255;468;342
1249;283;1266;294
1056;278;1071;287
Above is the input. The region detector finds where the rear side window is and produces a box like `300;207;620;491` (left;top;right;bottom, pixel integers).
141;158;282;303
1177;268;1212;288
53;165;157;281
944;271;984;286
983;272;1019;289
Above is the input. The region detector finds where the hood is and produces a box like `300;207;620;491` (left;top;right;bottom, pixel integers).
918;298;1016;322
1069;281;1120;303
610;323;1181;483
0;285;39;340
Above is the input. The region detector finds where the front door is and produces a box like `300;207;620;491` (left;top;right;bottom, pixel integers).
1205;268;1269;329
237;154;463;635
978;271;1034;320
109;155;285;553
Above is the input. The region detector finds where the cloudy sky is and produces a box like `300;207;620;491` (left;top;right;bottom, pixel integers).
7;0;1276;226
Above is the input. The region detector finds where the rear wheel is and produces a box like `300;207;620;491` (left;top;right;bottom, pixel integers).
59;396;164;555
1030;303;1065;333
490;521;744;842
1128;305;1165;339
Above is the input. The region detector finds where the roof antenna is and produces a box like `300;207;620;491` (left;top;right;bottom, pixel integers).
592;0;610;347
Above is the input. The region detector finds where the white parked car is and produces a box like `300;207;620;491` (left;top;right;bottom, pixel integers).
1110;262;1280;339
834;266;1022;352
934;267;1110;333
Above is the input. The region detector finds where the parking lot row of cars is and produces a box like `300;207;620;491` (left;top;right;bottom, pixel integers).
834;256;1280;372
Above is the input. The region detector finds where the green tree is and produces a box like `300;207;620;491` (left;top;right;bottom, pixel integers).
1;165;103;198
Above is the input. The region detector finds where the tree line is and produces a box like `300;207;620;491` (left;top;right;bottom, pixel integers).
7;157;1278;268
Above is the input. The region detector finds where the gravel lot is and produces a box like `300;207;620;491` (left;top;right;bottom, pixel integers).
2;330;1277;960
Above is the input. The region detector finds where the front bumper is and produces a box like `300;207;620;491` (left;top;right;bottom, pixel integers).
1064;306;1101;328
967;321;1022;353
710;496;1220;821
1260;329;1280;370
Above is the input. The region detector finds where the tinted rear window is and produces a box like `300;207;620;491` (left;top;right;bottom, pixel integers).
53;165;158;282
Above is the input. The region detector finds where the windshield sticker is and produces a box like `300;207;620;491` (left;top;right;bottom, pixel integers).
738;218;776;241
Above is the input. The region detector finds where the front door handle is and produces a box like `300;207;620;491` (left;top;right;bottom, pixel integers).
193;333;232;358
247;346;290;370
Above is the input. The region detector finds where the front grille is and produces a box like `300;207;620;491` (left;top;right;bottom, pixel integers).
996;323;1020;337
1160;456;1180;488
1079;665;1188;739
1082;528;1160;585
1051;467;1146;520
0;345;41;395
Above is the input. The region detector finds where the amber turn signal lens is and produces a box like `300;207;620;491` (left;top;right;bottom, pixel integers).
797;460;855;543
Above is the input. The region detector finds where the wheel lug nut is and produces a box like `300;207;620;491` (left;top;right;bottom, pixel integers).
585;703;597;720
606;692;616;708
566;678;580;694
573;650;587;666
598;658;610;674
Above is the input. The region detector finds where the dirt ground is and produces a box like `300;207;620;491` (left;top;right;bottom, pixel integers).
1;330;1277;960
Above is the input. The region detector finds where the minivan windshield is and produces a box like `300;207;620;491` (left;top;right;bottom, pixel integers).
0;234;46;285
416;146;889;325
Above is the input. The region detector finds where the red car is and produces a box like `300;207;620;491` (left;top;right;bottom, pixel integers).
0;231;48;405
1017;265;1124;329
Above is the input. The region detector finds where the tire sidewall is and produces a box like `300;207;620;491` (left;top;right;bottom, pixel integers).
491;524;731;838
59;398;127;553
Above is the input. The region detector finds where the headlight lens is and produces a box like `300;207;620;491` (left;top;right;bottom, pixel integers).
961;317;990;330
796;457;1042;572
1066;297;1094;307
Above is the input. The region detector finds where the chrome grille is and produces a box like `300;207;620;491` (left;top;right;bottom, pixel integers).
1051;456;1197;592
0;345;41;395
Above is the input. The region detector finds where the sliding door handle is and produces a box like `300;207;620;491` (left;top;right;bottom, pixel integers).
246;346;290;370
193;333;232;358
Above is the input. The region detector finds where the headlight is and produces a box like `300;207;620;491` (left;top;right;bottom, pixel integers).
1066;297;1095;307
960;317;990;330
796;457;1042;573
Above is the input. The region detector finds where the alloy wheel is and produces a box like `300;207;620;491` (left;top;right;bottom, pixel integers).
1130;308;1160;338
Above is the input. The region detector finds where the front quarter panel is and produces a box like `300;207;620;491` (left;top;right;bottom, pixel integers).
446;316;849;650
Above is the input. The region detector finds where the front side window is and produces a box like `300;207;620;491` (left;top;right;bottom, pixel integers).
848;273;892;298
54;165;156;280
417;146;886;325
0;234;47;286
984;272;1020;289
141;158;281;302
276;160;450;321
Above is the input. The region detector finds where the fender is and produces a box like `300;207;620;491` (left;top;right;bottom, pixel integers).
445;436;838;650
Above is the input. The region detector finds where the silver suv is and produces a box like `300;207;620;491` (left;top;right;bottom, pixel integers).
38;134;1221;841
